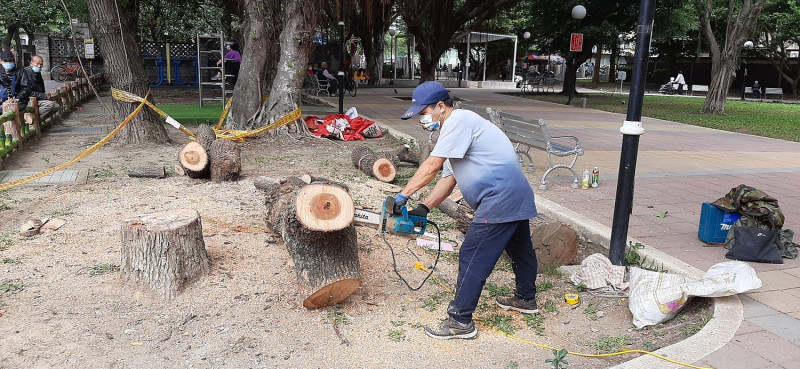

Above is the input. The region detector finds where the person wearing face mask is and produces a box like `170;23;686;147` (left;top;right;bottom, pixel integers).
396;81;540;340
211;42;241;84
16;55;60;118
0;50;19;103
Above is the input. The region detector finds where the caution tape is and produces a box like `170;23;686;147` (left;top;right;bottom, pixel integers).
215;97;233;129
212;107;302;141
111;88;196;137
0;98;147;192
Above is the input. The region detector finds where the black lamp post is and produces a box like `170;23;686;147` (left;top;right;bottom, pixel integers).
741;40;753;101
567;5;586;106
338;20;345;114
388;29;396;84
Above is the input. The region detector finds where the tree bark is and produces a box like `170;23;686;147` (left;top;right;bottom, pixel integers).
531;222;578;270
209;139;241;183
379;145;420;165
127;166;167;178
351;146;397;182
120;209;211;299
437;198;474;235
255;176;361;309
178;141;209;179
195;123;217;151
87;0;169;144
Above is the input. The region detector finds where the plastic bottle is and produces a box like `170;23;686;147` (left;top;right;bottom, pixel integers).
581;167;590;189
591;167;599;188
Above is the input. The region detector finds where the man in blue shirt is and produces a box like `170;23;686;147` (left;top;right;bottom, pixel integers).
395;81;540;339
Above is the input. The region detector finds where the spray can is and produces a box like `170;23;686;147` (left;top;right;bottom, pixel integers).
581;167;590;189
591;167;599;188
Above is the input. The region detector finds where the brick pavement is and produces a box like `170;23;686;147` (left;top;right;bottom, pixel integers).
327;85;800;368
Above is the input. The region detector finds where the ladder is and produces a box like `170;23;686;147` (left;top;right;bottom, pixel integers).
196;33;231;107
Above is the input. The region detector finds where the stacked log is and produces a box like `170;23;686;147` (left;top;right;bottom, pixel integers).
350;146;397;182
209;139;241;183
178;141;209;179
177;124;240;182
254;176;361;309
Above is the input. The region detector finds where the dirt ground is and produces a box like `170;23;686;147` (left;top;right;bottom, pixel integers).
0;87;711;368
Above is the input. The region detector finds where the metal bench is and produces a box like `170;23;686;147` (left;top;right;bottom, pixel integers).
691;84;708;96
303;74;330;96
455;102;498;125
763;87;784;101
493;109;584;190
542;78;557;93
520;77;542;93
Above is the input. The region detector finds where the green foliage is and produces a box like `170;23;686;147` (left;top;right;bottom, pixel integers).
326;307;348;325
545;348;570;369
505;361;519;369
0;279;23;296
542;299;558;313
541;265;564;277
588;335;631;354
625;241;667;272
681;309;713;336
87;263;119;276
138;0;227;42
421;291;450;312
90;165;114;178
537;281;553;293
0;232;12;251
479;313;518;335
524;313;546;335
575;282;588;292
485;282;512;298
387;328;406;341
1;257;20;264
583;304;600;320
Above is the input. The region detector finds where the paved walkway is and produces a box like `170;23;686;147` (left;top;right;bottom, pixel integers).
320;85;800;368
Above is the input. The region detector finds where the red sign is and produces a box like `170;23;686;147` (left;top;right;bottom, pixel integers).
570;33;583;52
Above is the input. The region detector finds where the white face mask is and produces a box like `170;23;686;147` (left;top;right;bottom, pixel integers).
419;105;444;131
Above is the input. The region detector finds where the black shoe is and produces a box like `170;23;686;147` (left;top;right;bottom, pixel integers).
424;317;478;340
496;295;539;314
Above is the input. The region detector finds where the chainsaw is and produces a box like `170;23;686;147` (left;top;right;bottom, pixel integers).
354;196;428;236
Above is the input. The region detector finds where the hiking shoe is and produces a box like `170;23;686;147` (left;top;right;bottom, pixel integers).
496;295;539;314
424;317;478;340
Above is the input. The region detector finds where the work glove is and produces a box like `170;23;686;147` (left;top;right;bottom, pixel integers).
408;204;430;218
393;193;409;215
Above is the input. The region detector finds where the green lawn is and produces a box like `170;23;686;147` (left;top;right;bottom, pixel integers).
159;104;224;125
515;92;800;143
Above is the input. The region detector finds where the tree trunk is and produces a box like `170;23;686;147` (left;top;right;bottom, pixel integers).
178;141;209;179
126;166;167;178
379;145;420;165
87;0;169;144
255;176;361;309
209;139;241;183
120;209;211;299
531;222;579;270
700;0;767;114
351;146;397;182
437;198;474;235
195;123;217;151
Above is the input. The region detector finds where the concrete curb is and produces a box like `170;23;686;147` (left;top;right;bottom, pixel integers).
535;195;742;368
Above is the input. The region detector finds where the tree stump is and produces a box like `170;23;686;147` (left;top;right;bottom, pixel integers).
255;176;361;309
437;198;475;235
120;209;211;299
209;139;241;183
178;141;209;179
195;123;217;151
351;146;396;182
531;222;579;270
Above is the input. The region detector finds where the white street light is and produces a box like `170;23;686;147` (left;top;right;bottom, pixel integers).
572;5;587;20
523;31;531;39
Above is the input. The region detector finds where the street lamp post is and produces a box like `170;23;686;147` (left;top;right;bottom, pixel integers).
388;29;396;84
338;21;345;114
741;40;753;101
567;5;586;106
522;31;530;80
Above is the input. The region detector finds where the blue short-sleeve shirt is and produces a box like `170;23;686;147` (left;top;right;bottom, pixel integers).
432;109;537;223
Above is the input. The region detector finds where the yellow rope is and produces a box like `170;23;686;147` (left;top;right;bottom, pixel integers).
215;97;233;129
212;107;302;141
0;99;147;192
428;275;710;369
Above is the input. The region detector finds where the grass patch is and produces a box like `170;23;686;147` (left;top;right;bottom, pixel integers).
87;263;120;276
583;304;600;320
480;312;519;335
2;257;20;264
520;92;800;142
537;281;554;293
0;279;24;296
159;104;224;125
587;335;632;354
421;291;450;312
485;282;512;298
681;308;712;336
387;328;406;342
325;306;348;325
542;299;558;313
90;164;114;178
575;282;588;292
0;232;12;251
494;255;513;272
541;265;564;278
524;313;546;335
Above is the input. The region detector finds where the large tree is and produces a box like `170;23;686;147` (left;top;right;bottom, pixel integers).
397;0;515;82
88;0;169;143
701;0;766;114
347;0;396;86
1;0;66;63
756;0;800;98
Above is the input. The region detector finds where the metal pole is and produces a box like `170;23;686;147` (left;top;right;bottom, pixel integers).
482;40;487;82
608;0;656;266
392;36;396;83
512;36;518;83
740;67;747;100
465;33;470;82
338;21;344;114
166;43;172;85
411;37;415;81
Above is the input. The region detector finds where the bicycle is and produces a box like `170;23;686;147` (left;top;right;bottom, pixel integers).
343;75;357;97
50;60;93;82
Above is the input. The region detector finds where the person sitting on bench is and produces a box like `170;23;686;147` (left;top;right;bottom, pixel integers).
751;80;761;99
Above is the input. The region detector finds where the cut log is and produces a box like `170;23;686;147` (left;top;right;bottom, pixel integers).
173;163;185;176
438;198;474;235
195;123;217;151
256;176;361;309
178;141;209;179
531;222;579;270
127;166;167;178
120;209;211;299
384;144;421;165
350;146;396;183
209;139;241;183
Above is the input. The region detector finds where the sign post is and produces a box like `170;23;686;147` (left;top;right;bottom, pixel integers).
570;33;583;52
84;39;95;59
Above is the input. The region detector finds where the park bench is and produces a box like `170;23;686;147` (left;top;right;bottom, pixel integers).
493;109;584;190
455;102;498;124
691;84;708;96
763;87;784;101
520;77;542;93
304;75;330;96
542;78;557;93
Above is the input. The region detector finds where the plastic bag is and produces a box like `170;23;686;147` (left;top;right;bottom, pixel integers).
629;261;762;328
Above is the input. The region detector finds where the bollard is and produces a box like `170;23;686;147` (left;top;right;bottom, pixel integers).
581;97;587;108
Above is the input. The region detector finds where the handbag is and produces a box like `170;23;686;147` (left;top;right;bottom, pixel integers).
725;213;783;264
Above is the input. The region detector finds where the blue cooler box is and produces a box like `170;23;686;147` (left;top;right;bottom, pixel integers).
698;202;741;244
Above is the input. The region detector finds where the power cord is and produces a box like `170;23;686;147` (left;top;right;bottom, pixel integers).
382;220;442;291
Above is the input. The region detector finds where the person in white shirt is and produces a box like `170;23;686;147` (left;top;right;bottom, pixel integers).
674;71;686;94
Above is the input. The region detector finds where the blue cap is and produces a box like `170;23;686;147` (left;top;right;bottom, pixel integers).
400;81;450;120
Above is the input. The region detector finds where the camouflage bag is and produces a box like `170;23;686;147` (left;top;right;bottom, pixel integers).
712;184;784;229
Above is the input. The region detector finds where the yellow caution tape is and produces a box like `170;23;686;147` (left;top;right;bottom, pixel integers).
0;98;147;192
212;107;302;141
111;88;195;137
215;97;233;129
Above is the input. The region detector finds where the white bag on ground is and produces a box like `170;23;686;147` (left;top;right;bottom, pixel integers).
345;107;358;119
629;261;762;328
